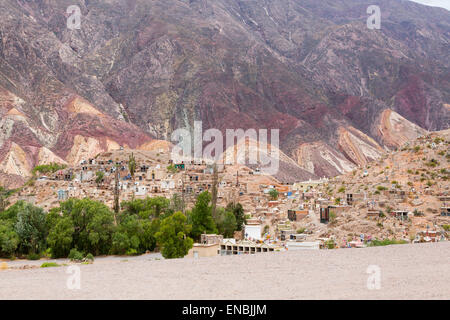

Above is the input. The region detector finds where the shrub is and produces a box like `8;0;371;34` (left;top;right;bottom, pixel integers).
41;262;60;268
26;252;41;260
337;187;345;193
326;240;335;249
126;248;138;256
329;211;337;224
85;253;94;262
368;239;408;247
68;249;84;261
32;163;67;175
425;159;439;167
297;228;306;234
166;164;177;173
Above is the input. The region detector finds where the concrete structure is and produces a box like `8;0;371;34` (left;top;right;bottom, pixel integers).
346;193;365;205
287;209;308;222
244;221;262;240
220;240;278;255
292;178;328;192
187;243;220;258
200;234;223;245
285;241;320;250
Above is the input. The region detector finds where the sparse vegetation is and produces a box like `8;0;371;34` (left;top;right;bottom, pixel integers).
368;239;408;247
32;163;67;176
329;211;337;225
166;164;177;174
41;262;60;268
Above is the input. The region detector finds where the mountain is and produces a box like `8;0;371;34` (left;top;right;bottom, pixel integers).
0;0;449;187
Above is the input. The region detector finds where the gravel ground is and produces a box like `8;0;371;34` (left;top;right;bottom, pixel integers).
0;242;449;300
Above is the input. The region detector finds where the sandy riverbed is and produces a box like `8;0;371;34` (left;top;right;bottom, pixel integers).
0;242;448;299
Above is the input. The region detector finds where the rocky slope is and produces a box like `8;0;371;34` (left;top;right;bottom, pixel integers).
0;0;449;186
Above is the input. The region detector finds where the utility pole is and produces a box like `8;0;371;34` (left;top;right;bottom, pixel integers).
211;163;218;219
113;164;120;224
182;168;186;214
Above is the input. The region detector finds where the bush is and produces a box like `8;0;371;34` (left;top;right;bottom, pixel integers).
166;164;177;173
26;252;41;260
126;248;138;256
368;239;408;247
85;253;94;262
68;249;84;261
326;240;335;249
329;211;337;224
297;228;306;234
41;262;60;268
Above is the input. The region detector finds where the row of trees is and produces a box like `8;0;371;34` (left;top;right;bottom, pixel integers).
0;191;246;260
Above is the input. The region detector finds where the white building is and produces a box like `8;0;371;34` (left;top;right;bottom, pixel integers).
244;221;262;241
135;186;147;196
161;180;175;190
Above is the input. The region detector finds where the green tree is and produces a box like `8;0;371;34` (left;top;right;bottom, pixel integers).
111;215;142;255
129;153;136;199
121;196;171;220
56;198;115;255
32;163;67;175
226;202;246;231
0;221;19;257
14;202;47;255
139;218;160;252
188;192;217;240
47;217;74;258
0;187;8;212
215;208;237;238
169;193;185;213
269;189;279;200
155;212;193;259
